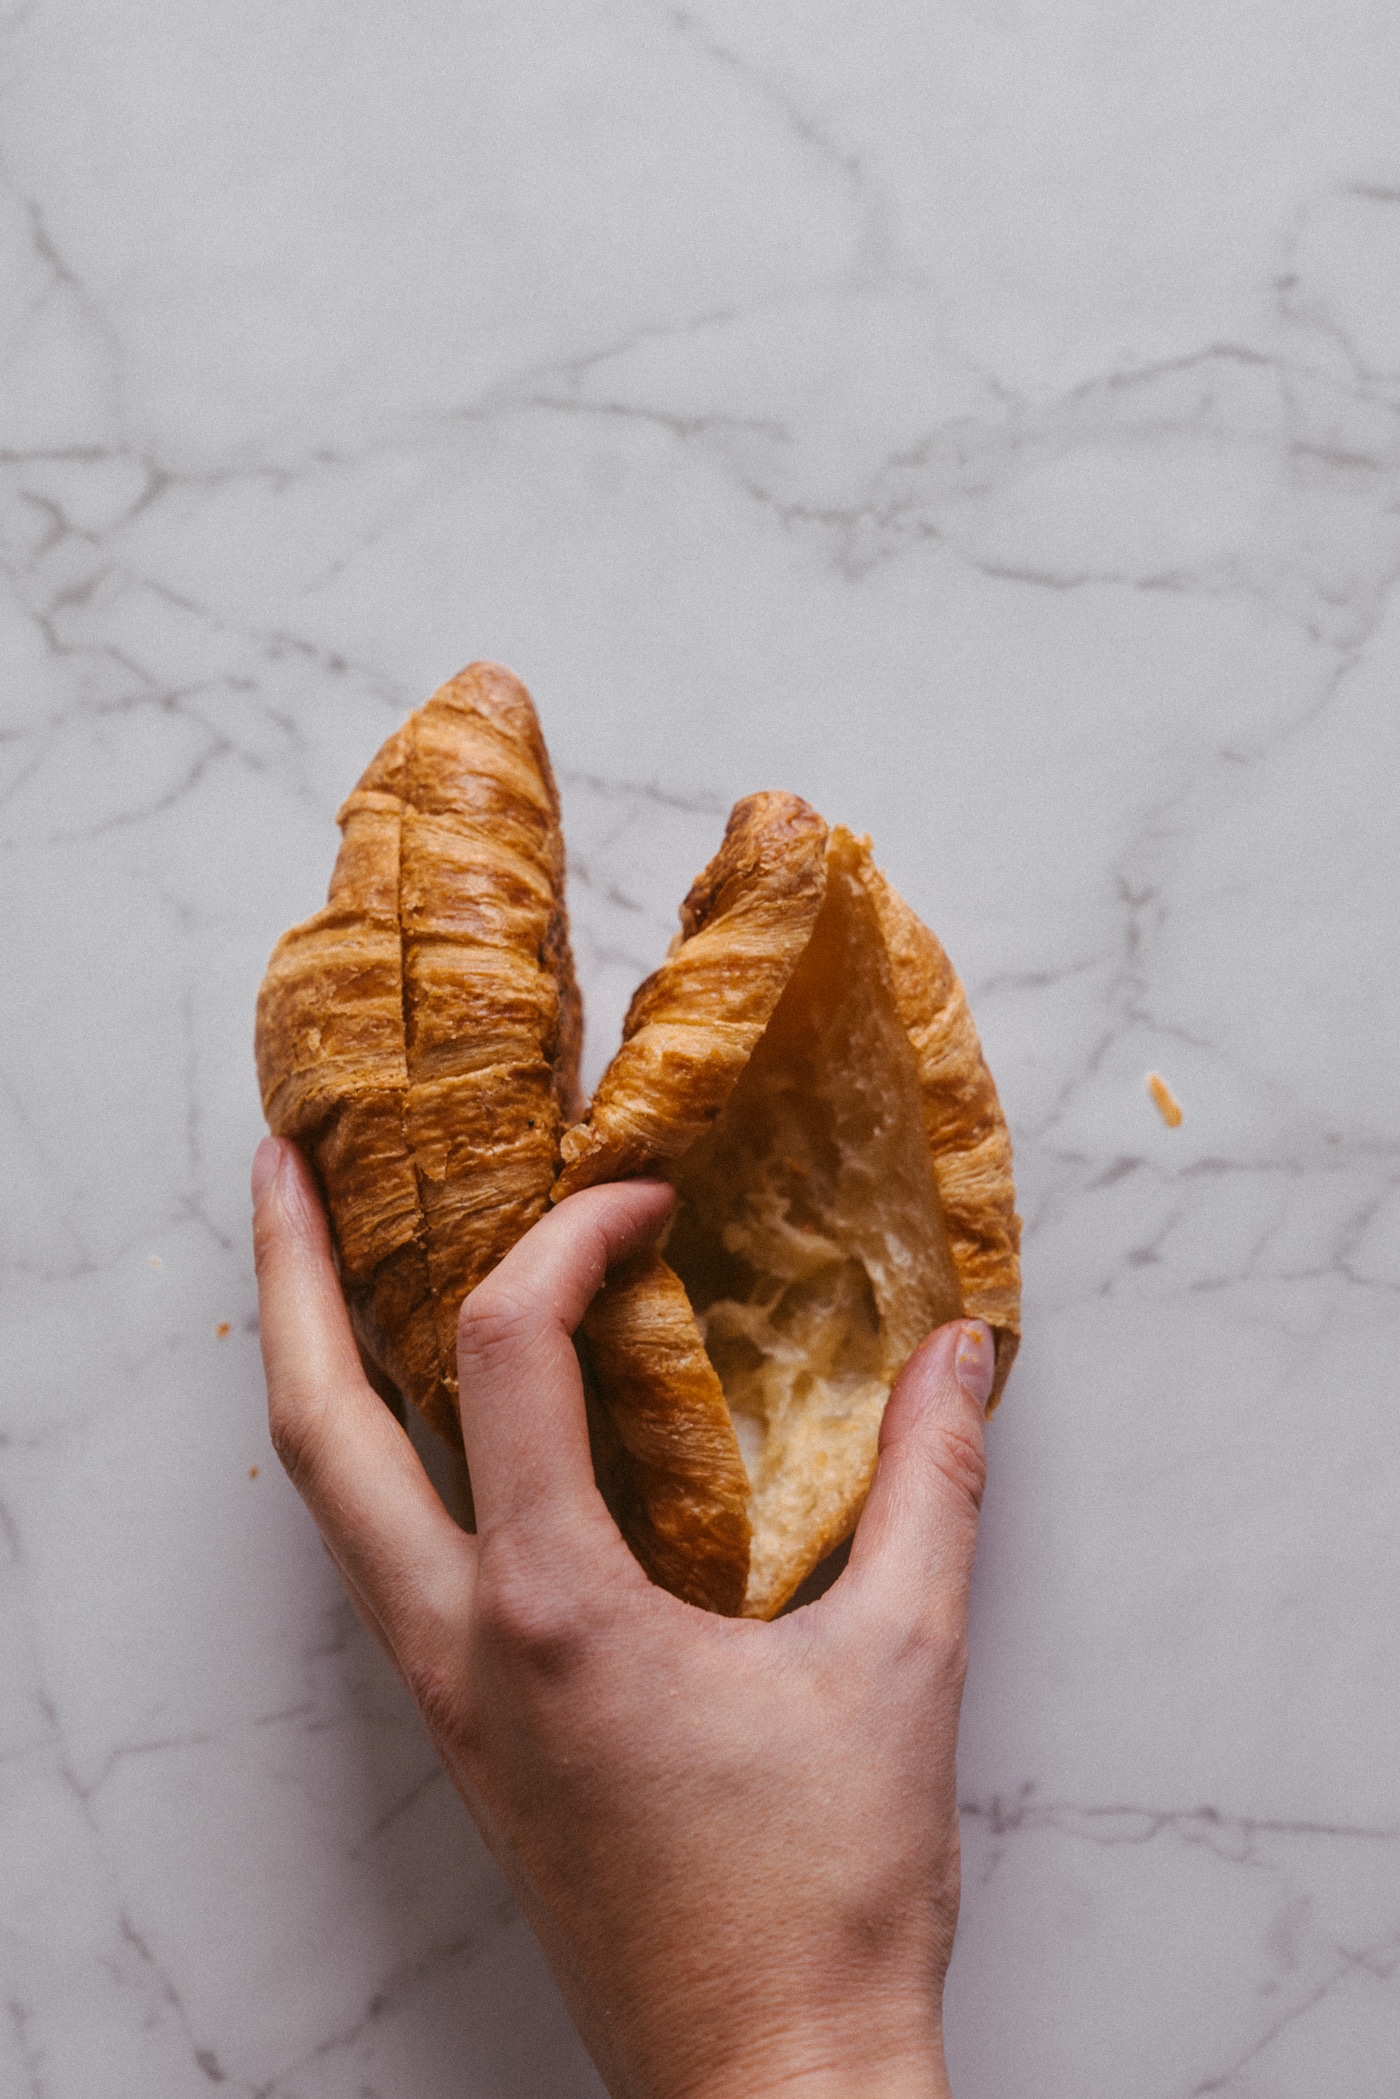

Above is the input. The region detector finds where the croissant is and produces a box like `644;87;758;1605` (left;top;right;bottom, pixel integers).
255;672;1020;1623
554;796;1021;1619
254;663;580;1455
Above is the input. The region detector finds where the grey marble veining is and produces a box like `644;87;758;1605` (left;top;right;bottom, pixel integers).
2;3;1398;2093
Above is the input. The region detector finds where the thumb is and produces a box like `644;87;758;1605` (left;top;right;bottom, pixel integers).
841;1320;992;1623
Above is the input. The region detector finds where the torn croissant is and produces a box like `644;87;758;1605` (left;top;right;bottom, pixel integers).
254;663;580;1453
555;794;1020;1620
254;677;1018;1624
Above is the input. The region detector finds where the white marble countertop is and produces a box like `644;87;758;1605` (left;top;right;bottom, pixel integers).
4;3;1399;2093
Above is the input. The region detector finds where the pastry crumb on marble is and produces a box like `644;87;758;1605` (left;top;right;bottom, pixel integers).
1147;1071;1185;1127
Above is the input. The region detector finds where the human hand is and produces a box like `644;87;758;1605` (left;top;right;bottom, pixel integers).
252;1135;993;2099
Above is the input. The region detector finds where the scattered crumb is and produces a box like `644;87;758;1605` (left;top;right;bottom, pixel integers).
148;1255;162;1269
248;1465;260;1480
215;1321;231;1339
1147;1071;1184;1127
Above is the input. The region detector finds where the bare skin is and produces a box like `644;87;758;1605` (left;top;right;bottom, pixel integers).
252;1135;993;2099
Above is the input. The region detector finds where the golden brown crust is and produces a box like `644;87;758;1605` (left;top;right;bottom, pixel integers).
581;1252;751;1616
552;792;829;1199
254;662;579;1452
555;799;1020;1616
861;863;1022;1410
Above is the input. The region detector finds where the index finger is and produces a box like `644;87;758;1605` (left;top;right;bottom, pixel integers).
455;1181;674;1553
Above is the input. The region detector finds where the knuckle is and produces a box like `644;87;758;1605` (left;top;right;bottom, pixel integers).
923;1418;987;1517
929;1622;971;1688
475;1558;590;1681
885;1610;969;1681
842;1608;969;1716
266;1381;327;1498
456;1281;537;1368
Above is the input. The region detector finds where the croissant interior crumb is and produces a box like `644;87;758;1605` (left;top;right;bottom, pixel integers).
663;831;964;1617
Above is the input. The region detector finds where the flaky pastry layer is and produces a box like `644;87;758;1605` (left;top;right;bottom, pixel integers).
255;663;580;1451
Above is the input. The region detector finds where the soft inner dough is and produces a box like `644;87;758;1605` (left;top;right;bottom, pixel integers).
663;831;964;1614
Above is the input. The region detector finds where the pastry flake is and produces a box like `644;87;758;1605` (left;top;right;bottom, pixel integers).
1146;1071;1184;1128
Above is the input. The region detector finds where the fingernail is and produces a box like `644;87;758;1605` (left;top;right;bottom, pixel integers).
251;1137;283;1208
955;1320;995;1409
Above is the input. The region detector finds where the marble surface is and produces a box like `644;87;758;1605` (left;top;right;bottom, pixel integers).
3;2;1399;2092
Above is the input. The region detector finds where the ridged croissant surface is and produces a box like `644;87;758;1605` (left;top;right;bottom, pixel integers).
555;795;1021;1620
254;663;580;1452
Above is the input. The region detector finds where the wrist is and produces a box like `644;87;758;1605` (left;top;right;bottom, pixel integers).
701;2072;948;2099
680;2026;951;2099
